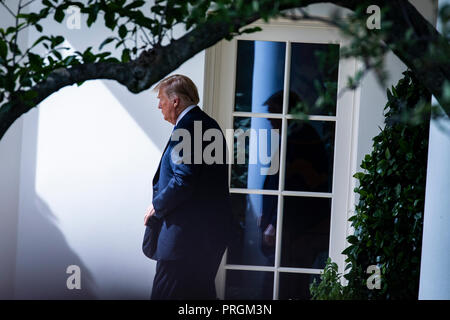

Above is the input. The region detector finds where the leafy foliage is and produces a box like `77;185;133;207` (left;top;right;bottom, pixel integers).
0;0;445;300
0;0;449;141
310;258;351;300
0;0;295;105
311;71;430;299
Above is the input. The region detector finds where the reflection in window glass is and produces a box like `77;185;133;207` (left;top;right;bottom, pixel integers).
228;193;278;266
284;120;335;193
278;273;320;300
231;117;281;190
235;40;286;113
225;270;274;300
289;43;339;116
281;196;331;269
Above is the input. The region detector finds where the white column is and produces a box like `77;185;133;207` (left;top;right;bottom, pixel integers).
419;110;450;300
418;0;449;300
244;41;285;268
247;41;285;193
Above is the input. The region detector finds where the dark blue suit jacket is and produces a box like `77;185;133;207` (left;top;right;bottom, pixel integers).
143;106;232;261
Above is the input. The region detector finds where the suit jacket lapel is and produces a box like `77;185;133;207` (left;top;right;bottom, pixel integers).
152;106;199;186
152;124;179;186
152;137;171;186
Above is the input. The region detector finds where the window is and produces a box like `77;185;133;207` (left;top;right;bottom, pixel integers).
206;20;358;300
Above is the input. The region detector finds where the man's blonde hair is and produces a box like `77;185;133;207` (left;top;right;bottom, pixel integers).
154;74;199;105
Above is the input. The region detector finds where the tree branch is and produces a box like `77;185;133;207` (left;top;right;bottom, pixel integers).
335;0;450;114
0;14;260;139
0;0;449;141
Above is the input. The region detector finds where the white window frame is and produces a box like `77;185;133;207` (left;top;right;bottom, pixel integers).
203;18;361;300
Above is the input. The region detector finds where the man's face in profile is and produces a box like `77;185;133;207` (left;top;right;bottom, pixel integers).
157;88;176;124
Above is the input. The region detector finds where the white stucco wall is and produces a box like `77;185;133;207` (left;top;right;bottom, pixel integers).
0;0;438;300
0;0;27;299
4;1;204;299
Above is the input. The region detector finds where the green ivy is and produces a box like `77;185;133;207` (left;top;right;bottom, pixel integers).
310;258;351;300
311;71;430;300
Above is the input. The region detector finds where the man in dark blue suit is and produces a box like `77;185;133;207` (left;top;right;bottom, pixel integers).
143;74;232;300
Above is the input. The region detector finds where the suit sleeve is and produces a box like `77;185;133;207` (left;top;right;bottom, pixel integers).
152;124;201;218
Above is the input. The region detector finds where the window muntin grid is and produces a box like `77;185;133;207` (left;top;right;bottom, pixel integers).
224;39;340;300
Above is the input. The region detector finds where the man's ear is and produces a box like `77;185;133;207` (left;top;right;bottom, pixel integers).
173;96;180;108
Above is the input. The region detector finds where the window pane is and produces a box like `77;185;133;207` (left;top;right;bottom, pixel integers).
289;43;339;115
284;120;335;193
235;40;286;113
228;193;278;266
281;196;331;269
278;272;320;300
231;117;281;190
225;270;274;300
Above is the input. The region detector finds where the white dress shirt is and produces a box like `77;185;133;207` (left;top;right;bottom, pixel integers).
175;105;196;126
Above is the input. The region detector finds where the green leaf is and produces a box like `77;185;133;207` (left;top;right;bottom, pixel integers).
347;235;358;244
54;8;65;23
82;47;95;63
42;0;53;7
121;48;130;62
51;35;65;48
395;184;402;197
406;152;413;161
28;52;42;68
95;52;111;61
118;25;127;38
385;148;391;159
52;49;62;60
87;3;100;27
32;35;50;48
99;37;115;50
114;39;124;49
63;55;76;66
5;26;16;35
104;57;120;63
0;40;7;60
22;90;38;101
353;172;365;180
124;0;145;10
239;26;262;35
9;41;21;56
20;76;32;87
104;11;116;30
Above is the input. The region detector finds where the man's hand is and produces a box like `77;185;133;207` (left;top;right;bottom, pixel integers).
144;204;156;226
263;224;276;247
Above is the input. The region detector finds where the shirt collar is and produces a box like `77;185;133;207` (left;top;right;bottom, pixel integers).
175;105;196;126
